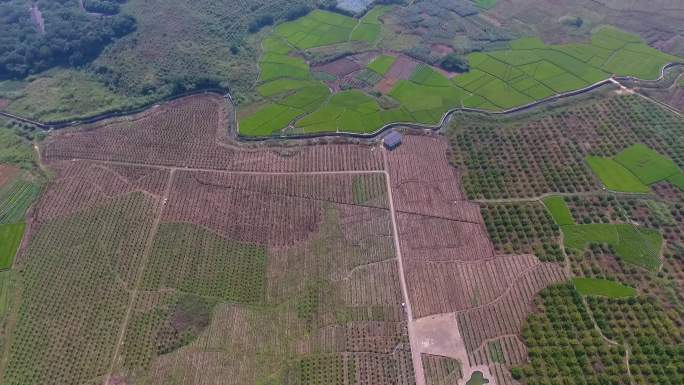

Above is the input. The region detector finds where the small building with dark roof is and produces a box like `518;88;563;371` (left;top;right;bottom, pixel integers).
383;131;402;150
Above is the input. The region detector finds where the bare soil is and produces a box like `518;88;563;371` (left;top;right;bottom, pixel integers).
0;164;19;187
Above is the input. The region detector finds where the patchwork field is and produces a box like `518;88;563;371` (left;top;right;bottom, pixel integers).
239;15;682;137
2;95;420;385
0;94;591;385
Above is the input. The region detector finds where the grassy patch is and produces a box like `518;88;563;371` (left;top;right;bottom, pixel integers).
564;223;619;250
2;69;145;123
0;271;9;318
275;10;365;50
472;0;497;9
543;196;575;225
367;55;396;76
586;156;650;193
614;224;662;271
614;143;680;184
0;223;24;270
572;277;636;298
0;125;35;169
563;223;662;270
466;371;490;385
667;172;684;192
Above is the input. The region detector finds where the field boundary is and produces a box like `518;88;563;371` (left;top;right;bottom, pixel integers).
2;63;682;141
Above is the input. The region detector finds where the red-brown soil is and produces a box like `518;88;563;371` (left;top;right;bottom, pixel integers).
0;163;20;187
374;78;397;94
314;57;362;77
0;98;10;110
385;55;419;81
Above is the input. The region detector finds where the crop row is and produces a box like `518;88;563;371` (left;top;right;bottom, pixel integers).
456;262;567;355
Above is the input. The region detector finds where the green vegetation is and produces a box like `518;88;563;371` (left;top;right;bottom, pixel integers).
367;55;396;75
295;90;411;133
564;223;619;249
1;70;146;122
667;172;684;191
543;196;575;225
465;371;489;385
275;10;367;50
563;223;662;270
614;143;681;184
0;178;42;225
440;53;470;72
586;156;650;193
243;22;682;136
472;0;497;9
514;285;642;384
0;271;9;318
587;144;684;193
4;193;159;385
0;223;24;270
572;277;636;298
488;340;505;363
0;0;135;78
143;223;267;303
0;124;35;168
481;202;563;262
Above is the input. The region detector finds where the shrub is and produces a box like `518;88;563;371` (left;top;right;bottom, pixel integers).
440;53;470;72
248;15;274;33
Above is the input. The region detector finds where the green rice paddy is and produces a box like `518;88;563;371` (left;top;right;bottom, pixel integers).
563;223;662;271
472;0;497;9
614;143;680;184
0;223;24;270
543;196;575;226
667;172;684;192
367;55;396;75
572;277;636;298
240;12;682;136
586;156;650;193
587;144;683;192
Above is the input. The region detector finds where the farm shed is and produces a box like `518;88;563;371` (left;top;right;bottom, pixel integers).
383;131;402;150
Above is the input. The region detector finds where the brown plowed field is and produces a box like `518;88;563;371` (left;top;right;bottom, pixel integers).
385;55;419;81
31;160;163;225
314;57;362;77
0;163;19;187
405;255;540;318
386;135;483;223
397;213;494;263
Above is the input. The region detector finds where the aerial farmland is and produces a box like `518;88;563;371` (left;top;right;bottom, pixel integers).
1;1;684;385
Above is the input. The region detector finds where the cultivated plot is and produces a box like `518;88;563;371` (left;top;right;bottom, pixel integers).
241;19;682;136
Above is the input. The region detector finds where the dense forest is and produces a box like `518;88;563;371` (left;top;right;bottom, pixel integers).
0;0;135;79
